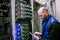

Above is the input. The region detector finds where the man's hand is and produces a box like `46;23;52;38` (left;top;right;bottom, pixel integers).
34;32;42;37
30;32;39;40
30;32;42;40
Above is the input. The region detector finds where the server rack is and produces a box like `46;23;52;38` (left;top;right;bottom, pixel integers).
0;0;12;40
15;0;32;40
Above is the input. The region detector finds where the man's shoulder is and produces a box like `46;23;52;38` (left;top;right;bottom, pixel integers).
49;15;58;23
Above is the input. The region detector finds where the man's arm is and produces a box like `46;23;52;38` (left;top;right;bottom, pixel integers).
48;22;60;40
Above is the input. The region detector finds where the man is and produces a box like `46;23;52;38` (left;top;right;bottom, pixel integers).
30;7;59;40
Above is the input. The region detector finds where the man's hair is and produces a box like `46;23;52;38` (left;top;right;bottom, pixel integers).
38;7;48;13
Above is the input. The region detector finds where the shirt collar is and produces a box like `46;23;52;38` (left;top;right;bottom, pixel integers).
44;15;51;22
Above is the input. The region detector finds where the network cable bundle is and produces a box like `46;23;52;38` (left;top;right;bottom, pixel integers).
15;0;32;40
0;0;11;40
15;23;24;40
16;19;32;40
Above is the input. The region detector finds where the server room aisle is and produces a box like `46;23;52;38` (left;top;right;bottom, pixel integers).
0;0;32;40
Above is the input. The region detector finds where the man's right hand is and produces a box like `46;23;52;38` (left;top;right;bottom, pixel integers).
34;32;42;37
30;32;39;40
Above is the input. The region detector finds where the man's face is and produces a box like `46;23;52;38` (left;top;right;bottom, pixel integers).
38;10;48;20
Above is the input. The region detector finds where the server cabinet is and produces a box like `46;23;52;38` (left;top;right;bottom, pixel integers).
15;0;32;40
0;0;11;40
